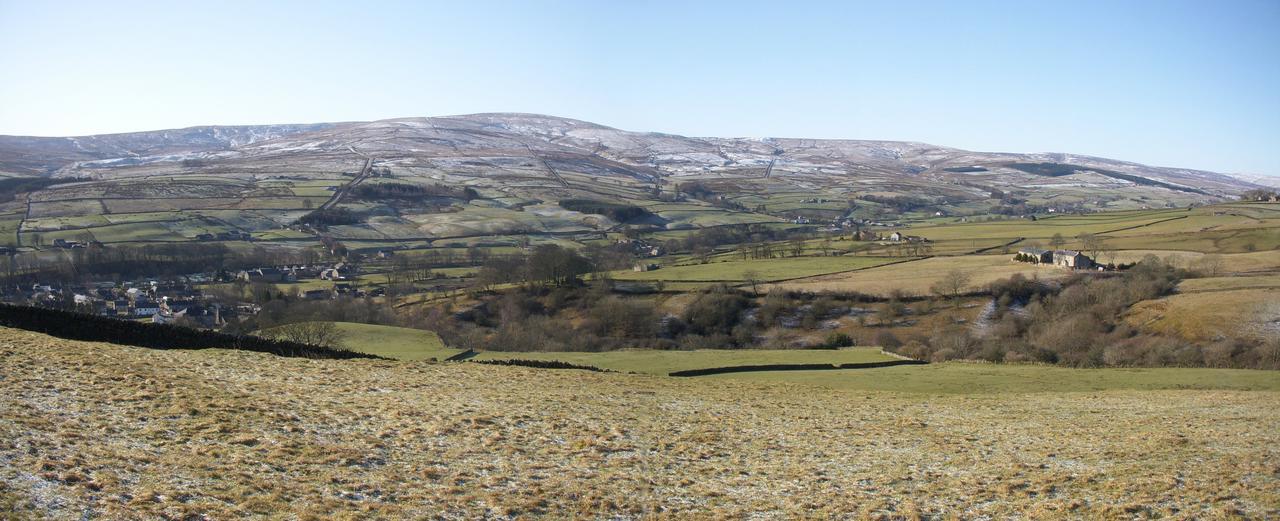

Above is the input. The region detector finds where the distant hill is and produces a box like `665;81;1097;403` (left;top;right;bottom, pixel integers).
0;113;1262;203
0;123;334;175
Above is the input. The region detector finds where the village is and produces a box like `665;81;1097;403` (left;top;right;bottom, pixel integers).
0;260;370;329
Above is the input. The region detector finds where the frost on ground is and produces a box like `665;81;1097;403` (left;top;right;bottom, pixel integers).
0;327;1277;519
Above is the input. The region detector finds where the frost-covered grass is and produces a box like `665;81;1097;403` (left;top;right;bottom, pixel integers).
1;327;1276;519
711;362;1280;393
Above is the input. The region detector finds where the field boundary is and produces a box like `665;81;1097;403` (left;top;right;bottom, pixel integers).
1098;215;1189;235
669;359;928;377
468;358;610;372
0;304;380;360
759;256;930;286
971;237;1024;254
444;349;477;361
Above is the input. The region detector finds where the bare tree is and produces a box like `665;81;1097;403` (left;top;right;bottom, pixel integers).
1193;254;1225;277
930;269;973;308
742;270;762;296
1049;233;1065;250
1077;233;1103;259
269;322;347;348
788;237;805;257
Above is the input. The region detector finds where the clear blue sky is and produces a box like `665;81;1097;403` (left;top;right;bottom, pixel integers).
1;0;1277;176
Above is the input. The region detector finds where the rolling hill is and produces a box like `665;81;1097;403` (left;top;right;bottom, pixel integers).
0;113;1262;205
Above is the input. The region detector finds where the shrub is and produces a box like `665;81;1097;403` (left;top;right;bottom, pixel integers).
682;286;751;336
874;330;901;349
823;332;855;349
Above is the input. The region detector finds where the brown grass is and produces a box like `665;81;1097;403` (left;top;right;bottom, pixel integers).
1;327;1277;519
1126;288;1279;342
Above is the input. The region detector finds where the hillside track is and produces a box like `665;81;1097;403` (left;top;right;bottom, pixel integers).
319;155;374;211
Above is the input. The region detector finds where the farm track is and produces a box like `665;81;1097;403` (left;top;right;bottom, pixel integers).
319;156;374;211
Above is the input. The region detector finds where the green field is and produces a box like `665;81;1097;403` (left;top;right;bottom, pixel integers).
707;363;1280;393
472;347;897;375
769;254;1067;296
261;322;457;361
904;210;1187;241
612;255;903;283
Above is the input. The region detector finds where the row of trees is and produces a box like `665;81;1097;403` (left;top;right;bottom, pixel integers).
353;182;479;201
474;245;594;290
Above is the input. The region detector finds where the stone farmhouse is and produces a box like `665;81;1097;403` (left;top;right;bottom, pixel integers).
1014;247;1094;269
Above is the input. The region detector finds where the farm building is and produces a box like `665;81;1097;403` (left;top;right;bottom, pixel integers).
304;289;332;300
237;268;288;283
1052;250;1094;269
132;300;160;317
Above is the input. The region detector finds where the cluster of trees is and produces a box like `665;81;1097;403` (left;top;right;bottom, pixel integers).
456;284;760;351
444;282;886;353
296;207;360;228
0;177;87;203
891;258;1280;369
858;194;936;213
352;182;479;201
676;181;749;211
677;181;716;199
558;199;654;223
1240;189;1278;202
474;244;594;290
660;224;817;261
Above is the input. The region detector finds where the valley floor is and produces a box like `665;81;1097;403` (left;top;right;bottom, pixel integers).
1;328;1278;519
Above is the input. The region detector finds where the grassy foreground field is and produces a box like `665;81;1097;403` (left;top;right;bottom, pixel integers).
710;362;1280;393
472;347;897;375
2;328;1279;519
